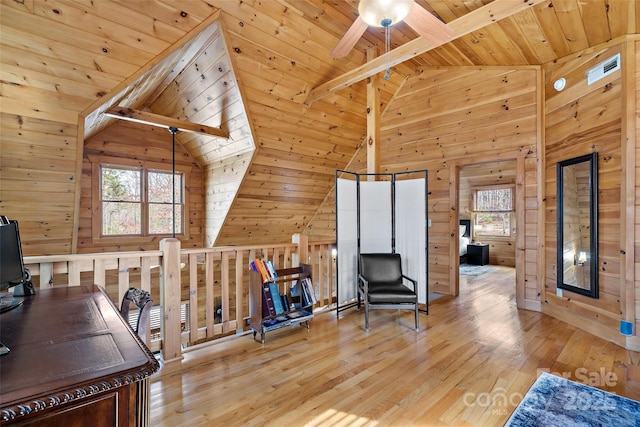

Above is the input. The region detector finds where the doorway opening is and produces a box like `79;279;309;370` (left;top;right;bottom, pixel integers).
458;160;517;296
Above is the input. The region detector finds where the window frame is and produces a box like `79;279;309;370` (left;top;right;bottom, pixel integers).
471;185;515;238
146;168;185;236
90;155;190;243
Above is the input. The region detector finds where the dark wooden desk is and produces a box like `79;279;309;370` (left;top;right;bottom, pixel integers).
0;285;160;426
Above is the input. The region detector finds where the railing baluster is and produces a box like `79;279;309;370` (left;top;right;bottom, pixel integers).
94;259;106;289
187;253;197;344
235;250;244;333
221;252;230;334
140;257;152;293
118;258;131;304
68;260;81;286
205;252;215;338
40;262;54;288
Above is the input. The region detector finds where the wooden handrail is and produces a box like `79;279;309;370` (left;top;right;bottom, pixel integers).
22;238;337;361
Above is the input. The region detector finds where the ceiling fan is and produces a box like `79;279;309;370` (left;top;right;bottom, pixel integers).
330;0;454;59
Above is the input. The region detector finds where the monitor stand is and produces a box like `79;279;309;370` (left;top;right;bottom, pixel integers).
0;295;24;313
13;280;35;296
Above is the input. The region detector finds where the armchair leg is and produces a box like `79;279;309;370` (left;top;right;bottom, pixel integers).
414;304;419;332
365;301;370;332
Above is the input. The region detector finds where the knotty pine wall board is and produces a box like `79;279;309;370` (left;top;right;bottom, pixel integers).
0;111;79;255
544;41;628;346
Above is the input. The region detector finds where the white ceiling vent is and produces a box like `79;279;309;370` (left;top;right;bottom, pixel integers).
586;53;621;85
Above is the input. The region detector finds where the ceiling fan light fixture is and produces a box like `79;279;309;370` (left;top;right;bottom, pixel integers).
358;0;414;27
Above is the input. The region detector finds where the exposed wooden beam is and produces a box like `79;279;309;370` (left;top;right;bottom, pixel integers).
305;0;548;104
366;47;380;180
104;107;229;138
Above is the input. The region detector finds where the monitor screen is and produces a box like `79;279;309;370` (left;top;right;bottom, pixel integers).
0;220;26;292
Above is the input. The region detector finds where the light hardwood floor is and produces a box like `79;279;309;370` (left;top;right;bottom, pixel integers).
150;266;640;426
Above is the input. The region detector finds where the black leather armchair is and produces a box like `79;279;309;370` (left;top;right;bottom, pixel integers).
357;253;419;332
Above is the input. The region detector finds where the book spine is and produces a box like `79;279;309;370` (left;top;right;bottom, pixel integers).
262;282;276;316
255;259;270;282
266;260;278;281
263;259;275;282
281;294;290;312
269;282;284;314
301;279;310;307
290;281;301;309
303;278;317;305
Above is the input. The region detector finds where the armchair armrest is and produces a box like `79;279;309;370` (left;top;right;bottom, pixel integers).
358;274;369;292
401;274;417;291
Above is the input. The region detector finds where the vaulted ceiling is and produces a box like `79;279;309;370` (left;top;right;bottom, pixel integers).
1;0;638;252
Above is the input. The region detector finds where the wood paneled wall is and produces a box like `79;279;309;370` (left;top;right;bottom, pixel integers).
79;121;204;252
316;67;541;300
460;161;517;267
1;113;79;255
635;40;640;349
543;41;627;346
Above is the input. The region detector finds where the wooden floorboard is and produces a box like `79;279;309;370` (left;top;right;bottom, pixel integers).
150;266;640;426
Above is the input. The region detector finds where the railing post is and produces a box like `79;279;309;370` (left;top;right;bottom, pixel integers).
160;238;183;362
292;234;308;267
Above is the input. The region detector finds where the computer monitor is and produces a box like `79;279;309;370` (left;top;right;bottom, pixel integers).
0;217;34;355
1;220;26;290
0;217;33;295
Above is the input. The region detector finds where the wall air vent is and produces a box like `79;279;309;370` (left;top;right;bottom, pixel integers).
586;53;620;85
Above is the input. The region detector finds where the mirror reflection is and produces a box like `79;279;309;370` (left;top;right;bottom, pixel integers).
557;153;598;298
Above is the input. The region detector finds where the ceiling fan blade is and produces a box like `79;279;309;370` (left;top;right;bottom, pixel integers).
330;16;369;58
404;3;454;46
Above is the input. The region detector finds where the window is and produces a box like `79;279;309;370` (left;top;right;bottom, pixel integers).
473;187;513;237
100;165;183;236
147;170;183;235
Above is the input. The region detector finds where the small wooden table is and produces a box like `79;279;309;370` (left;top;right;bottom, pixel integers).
0;285;160;426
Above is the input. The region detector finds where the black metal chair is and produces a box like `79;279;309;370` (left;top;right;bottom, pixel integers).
357;253;419;332
120;287;153;343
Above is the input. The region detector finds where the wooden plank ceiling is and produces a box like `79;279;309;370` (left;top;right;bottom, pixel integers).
1;0;638;253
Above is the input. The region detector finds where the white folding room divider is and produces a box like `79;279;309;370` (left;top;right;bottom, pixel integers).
335;170;428;313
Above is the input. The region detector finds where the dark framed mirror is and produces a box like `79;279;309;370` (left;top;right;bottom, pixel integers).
557;152;598;298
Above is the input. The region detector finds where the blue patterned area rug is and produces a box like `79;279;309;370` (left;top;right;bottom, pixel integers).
505;372;640;426
460;264;496;276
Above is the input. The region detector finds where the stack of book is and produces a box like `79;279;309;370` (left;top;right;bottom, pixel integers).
261;281;291;317
290;277;317;308
249;258;278;283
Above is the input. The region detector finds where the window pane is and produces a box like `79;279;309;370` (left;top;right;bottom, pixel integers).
148;171;182;203
149;203;182;234
102;167;141;202
102;201;141;235
476;212;510;236
475;189;512;212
